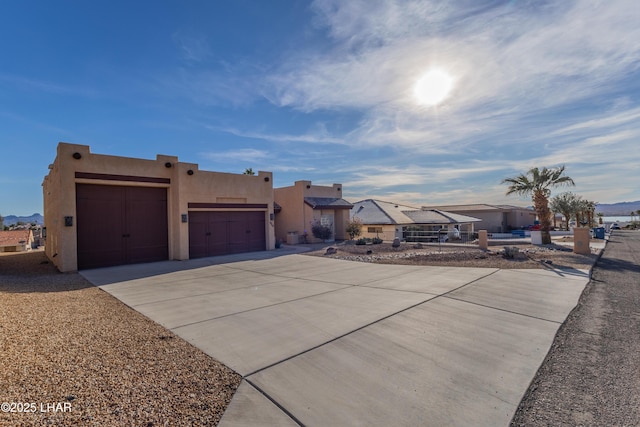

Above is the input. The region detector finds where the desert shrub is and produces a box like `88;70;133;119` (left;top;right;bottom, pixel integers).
503;246;520;259
346;217;363;240
310;219;333;240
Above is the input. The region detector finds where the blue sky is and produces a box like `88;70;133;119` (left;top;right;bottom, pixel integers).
2;0;639;216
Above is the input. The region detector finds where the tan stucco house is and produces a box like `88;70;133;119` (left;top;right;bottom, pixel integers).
421;204;536;233
0;229;34;252
43;143;276;272
274;180;353;243
351;199;481;242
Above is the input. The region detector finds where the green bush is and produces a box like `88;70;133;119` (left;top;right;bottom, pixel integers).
372;237;383;244
355;238;368;245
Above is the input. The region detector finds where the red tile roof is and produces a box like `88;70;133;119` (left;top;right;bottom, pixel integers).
0;230;33;247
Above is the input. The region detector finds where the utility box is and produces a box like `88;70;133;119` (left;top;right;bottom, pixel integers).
478;230;488;250
573;227;591;255
286;231;299;245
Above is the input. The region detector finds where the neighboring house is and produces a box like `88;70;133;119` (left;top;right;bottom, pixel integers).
351;199;482;242
274;180;353;243
43;142;276;272
0;229;34;252
421;204;536;233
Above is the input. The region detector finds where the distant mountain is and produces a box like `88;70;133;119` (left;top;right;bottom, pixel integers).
2;213;44;226
596;201;640;216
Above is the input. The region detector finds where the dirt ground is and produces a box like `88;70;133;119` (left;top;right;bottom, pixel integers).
303;240;600;271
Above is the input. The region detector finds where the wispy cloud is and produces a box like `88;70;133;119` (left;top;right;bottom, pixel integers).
0;111;72;136
0;73;101;98
172;31;212;63
200;148;271;163
152;0;640;205
209;125;345;145
260;0;640;150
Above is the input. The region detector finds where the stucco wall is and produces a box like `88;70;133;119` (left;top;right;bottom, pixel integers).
43;142;275;272
273;183;306;242
274;180;349;243
439;208;535;233
506;209;536;229
360;224;398;241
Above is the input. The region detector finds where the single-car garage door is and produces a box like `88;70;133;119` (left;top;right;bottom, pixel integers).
76;184;169;269
189;211;265;258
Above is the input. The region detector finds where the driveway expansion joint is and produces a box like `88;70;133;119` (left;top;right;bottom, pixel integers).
244;379;305;427
171;284;355;330
442;295;564;324
242;294;437;378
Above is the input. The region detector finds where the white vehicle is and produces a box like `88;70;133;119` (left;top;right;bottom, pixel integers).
439;227;461;241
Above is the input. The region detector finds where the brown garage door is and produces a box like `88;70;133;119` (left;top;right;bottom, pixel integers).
76;184;168;269
189;211;265;258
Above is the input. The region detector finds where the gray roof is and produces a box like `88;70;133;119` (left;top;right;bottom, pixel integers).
422;203;534;212
304;197;353;210
351;199;481;225
403;209;483;224
351;199;418;225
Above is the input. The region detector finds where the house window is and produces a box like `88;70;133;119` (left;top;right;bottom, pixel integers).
368;227;383;233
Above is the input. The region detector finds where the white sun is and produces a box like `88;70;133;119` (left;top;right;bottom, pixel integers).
413;69;454;106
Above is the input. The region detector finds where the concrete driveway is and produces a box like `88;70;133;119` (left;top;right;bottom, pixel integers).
82;249;590;426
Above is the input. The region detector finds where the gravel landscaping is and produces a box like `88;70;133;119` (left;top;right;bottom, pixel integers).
303;240;600;270
0;249;241;426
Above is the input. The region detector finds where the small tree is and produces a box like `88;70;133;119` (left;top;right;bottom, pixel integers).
243;168;255;175
551;192;580;230
346;217;363;240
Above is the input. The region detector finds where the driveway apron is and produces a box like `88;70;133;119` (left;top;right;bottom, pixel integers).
82;252;590;426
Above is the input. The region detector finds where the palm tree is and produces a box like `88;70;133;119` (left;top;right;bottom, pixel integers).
550;192;580;230
243;168;255;176
586;201;597;227
502;165;575;244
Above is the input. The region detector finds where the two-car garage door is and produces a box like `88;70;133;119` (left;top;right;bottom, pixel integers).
189;211;266;259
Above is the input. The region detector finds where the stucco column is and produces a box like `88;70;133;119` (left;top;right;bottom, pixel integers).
573;227;591;255
478;230;488;250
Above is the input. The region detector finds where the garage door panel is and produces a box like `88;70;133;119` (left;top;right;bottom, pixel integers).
247;214;266;252
126;187;168;263
188;212;208;259
209;215;230;256
228;213;249;254
76;186;126;269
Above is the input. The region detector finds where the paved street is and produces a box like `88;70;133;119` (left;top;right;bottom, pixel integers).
512;230;640;426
